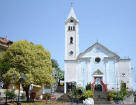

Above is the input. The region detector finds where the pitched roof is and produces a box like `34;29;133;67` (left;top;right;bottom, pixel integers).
0;37;13;49
77;42;120;59
93;69;103;75
0;37;12;45
67;8;77;20
65;8;79;23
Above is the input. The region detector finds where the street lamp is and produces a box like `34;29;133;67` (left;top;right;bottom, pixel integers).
17;73;25;105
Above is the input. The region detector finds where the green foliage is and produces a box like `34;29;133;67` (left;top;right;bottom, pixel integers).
81;90;93;99
107;82;129;101
51;59;59;69
86;83;91;90
0;40;55;101
73;87;83;98
43;93;51;100
120;82;128;97
5;90;17;100
133;91;136;96
18;101;63;105
51;59;64;80
21;93;26;99
108;91;123;100
36;95;40;100
0;40;55;87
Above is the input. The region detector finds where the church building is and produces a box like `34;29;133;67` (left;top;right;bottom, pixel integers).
64;8;132;93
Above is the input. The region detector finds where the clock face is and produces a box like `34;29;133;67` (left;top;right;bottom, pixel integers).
69;51;73;55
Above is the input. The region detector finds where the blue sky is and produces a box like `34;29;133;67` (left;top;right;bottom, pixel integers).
0;0;136;90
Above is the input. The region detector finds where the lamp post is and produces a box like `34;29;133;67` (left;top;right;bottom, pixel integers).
17;73;25;105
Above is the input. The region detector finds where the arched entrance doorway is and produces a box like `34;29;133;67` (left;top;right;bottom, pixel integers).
91;76;107;92
94;84;102;91
94;77;102;91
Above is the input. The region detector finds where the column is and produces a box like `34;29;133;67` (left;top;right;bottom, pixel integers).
64;62;67;94
105;58;109;89
87;59;91;83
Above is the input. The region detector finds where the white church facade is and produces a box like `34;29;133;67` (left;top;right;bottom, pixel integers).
64;8;132;93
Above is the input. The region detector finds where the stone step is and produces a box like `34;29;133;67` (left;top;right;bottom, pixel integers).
94;98;108;101
94;96;108;98
93;91;111;104
94;101;111;104
94;92;108;96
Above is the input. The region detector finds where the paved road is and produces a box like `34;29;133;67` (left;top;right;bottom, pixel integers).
70;103;136;105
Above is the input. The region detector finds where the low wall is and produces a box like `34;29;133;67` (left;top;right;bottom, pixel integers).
0;89;6;97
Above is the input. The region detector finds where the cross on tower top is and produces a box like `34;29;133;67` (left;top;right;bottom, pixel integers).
70;0;74;7
70;2;73;7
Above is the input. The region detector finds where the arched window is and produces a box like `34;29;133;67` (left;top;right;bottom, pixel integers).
68;26;70;31
73;26;75;31
70;37;73;44
71;26;73;31
70;19;74;22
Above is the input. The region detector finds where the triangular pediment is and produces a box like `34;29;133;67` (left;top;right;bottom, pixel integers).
93;69;103;75
65;17;79;24
77;42;120;59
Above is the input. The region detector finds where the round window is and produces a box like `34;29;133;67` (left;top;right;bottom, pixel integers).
69;51;73;55
95;57;101;63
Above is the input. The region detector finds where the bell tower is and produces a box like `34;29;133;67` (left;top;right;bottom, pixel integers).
65;8;79;60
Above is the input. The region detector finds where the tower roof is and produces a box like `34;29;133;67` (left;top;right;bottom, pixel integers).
67;7;77;20
65;7;79;24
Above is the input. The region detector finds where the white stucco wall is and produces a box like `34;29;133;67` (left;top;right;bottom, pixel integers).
65;19;79;60
106;59;117;90
117;59;132;90
65;61;77;82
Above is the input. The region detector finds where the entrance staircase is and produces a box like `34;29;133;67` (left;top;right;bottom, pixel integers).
94;91;111;104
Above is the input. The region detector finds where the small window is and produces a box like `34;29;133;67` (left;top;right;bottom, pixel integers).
70;26;72;31
73;26;75;31
68;26;70;31
95;57;101;63
69;51;73;55
70;37;73;44
70;20;73;22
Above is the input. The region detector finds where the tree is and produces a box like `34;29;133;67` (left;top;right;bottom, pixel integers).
51;59;64;81
5;90;17;102
0;40;55;101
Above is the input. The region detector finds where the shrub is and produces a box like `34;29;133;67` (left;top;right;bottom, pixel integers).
36;95;40;100
81;90;93;100
73;87;83;98
86;84;91;90
120;82;128;97
43;93;51;100
21;93;26;100
5;90;17;101
107;91;123;101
